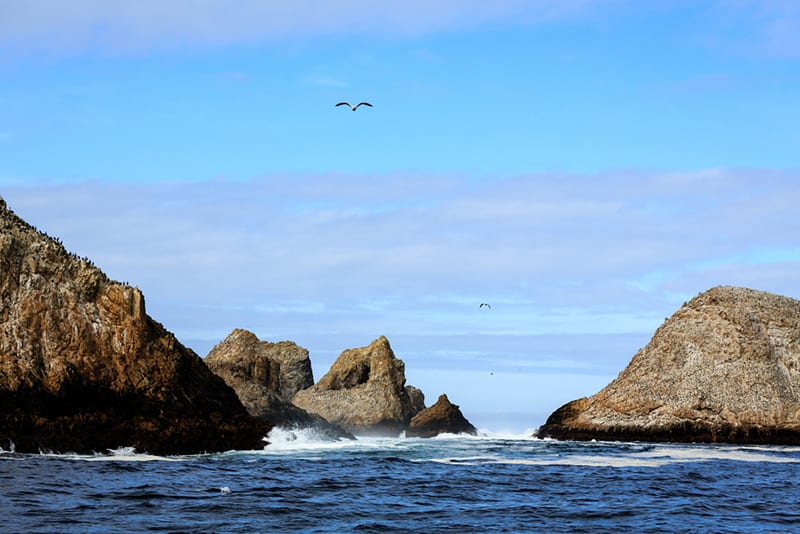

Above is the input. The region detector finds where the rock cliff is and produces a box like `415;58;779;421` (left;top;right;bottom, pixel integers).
0;197;269;454
205;329;352;439
538;286;800;444
293;336;426;435
406;394;478;438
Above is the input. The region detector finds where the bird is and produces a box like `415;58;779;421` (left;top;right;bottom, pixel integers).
479;303;491;309
336;101;373;111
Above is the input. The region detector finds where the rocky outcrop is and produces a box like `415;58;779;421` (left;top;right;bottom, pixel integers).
205;329;352;440
0;197;270;454
538;286;800;444
293;336;426;435
406;394;478;438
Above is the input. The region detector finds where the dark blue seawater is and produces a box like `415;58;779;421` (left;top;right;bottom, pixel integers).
3;428;800;533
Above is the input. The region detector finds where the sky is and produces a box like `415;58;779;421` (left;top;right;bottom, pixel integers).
1;0;799;431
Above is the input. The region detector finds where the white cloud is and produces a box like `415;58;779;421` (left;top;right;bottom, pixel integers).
0;0;607;55
3;169;798;322
2;170;798;406
6;171;797;427
709;0;800;58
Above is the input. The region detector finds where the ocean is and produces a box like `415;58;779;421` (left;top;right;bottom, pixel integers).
3;427;800;533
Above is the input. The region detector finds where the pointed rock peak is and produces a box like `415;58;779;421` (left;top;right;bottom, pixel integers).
360;335;393;357
433;394;451;405
407;393;477;438
314;336;405;391
293;336;423;435
372;335;391;348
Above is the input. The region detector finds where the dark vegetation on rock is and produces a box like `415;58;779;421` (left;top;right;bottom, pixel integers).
538;286;800;445
0;197;269;454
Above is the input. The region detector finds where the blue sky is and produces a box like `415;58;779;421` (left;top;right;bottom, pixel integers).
1;1;799;430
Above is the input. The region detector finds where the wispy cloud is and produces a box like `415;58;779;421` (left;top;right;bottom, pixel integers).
3;170;798;425
708;0;800;58
0;0;608;56
3;170;798;336
305;76;349;88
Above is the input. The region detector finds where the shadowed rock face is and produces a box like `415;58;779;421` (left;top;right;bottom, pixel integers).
293;336;425;436
205;329;353;440
0;197;269;454
406;394;477;438
538;286;800;445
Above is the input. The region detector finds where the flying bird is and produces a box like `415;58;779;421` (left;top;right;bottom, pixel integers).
336;101;373;111
479;303;491;309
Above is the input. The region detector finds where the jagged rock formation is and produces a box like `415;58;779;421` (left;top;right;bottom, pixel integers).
293;336;426;435
406;394;478;438
538;286;800;444
0;197;269;454
205;329;353;440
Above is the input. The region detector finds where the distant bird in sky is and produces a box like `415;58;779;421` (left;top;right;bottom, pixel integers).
336;101;372;111
479;303;491;309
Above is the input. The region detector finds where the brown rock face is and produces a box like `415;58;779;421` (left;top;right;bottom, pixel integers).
538;286;800;444
205;329;352;439
205;329;313;417
0;198;270;454
293;336;425;435
406;394;478;438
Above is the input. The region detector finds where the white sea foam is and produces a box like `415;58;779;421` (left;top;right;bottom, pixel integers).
636;445;800;464
47;447;183;462
261;426;421;455
491;455;675;468
7;427;800;467
469;442;800;468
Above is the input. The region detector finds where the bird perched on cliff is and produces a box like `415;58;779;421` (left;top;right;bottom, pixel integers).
479;303;491;309
336;101;372;111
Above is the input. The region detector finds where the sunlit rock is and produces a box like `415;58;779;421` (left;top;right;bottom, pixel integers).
406;394;477;438
538;286;800;444
0;196;269;454
293;336;425;435
205;329;353;440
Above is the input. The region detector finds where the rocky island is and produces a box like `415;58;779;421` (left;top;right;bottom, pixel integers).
538;286;800;444
206;331;478;438
293;336;427;436
0;197;269;454
205;328;353;440
407;394;478;438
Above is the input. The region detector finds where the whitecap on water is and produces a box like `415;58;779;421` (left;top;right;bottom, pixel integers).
262;426;363;453
50;447;183;462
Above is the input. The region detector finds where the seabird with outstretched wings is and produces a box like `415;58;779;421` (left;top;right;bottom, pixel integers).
336;101;373;111
479;303;491;309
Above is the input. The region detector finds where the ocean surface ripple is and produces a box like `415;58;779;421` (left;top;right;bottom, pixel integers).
3;428;800;533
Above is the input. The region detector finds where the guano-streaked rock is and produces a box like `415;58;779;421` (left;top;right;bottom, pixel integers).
538;286;800;444
0;197;269;454
292;336;425;436
205;329;353;440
